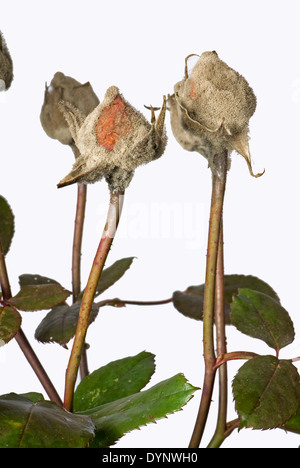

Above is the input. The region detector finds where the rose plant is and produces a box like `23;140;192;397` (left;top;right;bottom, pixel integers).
0;30;299;448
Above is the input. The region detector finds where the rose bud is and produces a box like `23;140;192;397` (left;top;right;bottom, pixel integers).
40;72;100;154
168;51;264;177
0;31;13;91
57;85;167;192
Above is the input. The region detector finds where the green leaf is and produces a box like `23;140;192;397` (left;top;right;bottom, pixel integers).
222;274;280;303
19;274;60;287
0;195;14;255
172;289;212;322
8;284;71;312
19;392;45;403
0;306;21;344
94;257;135;297
0;393;95;448
78;373;198;447
74;351;156;412
231;288;295;350
34;302;99;346
232;355;300;429
282;409;300;434
172;274;280;324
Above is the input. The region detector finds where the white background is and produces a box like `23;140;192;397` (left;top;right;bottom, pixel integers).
1;0;300;448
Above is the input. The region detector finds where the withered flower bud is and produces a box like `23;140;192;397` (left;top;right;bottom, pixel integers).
57;85;167;192
168;51;263;177
40;72;100;152
0;31;13;91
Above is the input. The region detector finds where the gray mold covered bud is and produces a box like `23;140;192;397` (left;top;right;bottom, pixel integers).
0;31;13;91
40;72;100;149
169;51;264;177
57;85;167;192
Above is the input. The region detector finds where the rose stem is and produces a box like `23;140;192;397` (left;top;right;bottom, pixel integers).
72;184;87;303
189;151;228;448
207;419;240;448
207;222;228;447
71;183;89;379
0;240;63;406
64;189;124;411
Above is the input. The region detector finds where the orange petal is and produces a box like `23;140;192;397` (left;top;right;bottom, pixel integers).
95;94;132;151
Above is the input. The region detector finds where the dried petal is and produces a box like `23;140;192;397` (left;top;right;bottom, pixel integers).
57;86;167;191
40;72;99;148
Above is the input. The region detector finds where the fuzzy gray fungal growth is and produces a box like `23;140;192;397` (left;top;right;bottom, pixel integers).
57;86;167;192
169;51;263;177
0;31;13;90
40;72;100;148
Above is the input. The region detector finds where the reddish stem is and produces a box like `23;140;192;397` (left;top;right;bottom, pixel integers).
0;240;62;406
63;190;123;411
